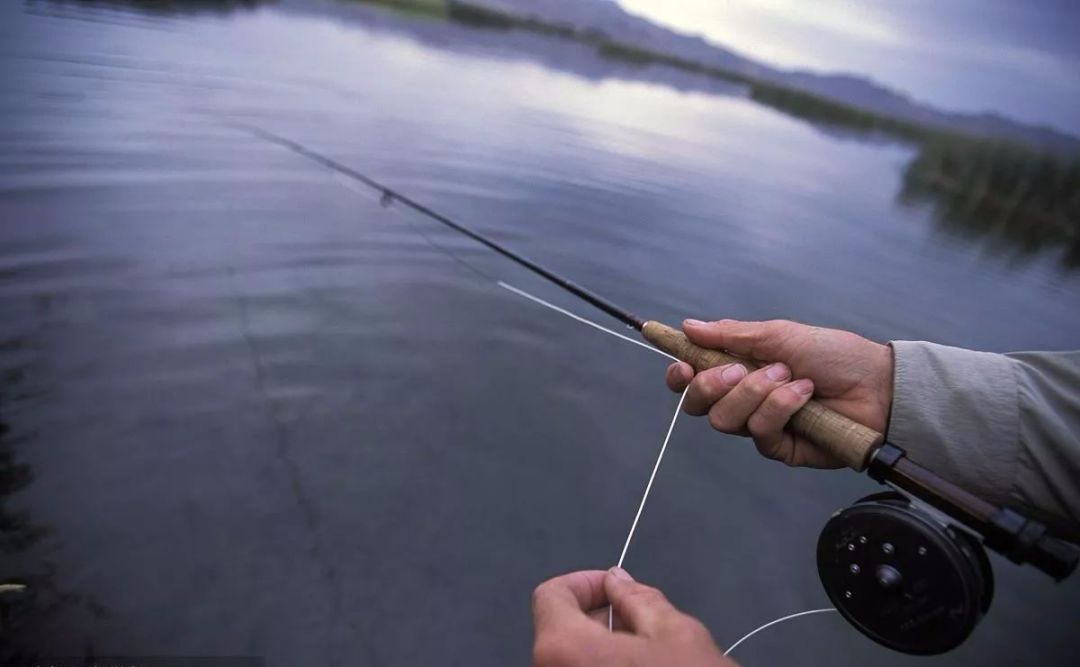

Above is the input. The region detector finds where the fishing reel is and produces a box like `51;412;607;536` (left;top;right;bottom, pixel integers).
817;491;993;654
815;444;1078;655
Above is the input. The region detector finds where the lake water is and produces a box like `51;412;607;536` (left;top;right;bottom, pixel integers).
2;1;1078;665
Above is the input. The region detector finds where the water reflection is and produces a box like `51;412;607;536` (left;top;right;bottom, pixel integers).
0;341;102;659
0;339;49;661
902;140;1080;270
332;0;1079;271
0;403;44;554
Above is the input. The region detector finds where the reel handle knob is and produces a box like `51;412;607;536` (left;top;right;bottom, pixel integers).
875;564;904;590
642;320;883;471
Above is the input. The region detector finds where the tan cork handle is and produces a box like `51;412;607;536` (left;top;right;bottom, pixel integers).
642;321;883;471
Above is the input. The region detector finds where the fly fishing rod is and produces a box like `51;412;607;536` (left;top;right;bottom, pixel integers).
244;125;1078;655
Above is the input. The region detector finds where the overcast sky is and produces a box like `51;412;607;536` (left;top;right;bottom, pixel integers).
617;0;1080;135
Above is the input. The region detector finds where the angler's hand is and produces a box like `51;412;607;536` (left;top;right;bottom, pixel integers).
531;567;737;667
665;319;893;468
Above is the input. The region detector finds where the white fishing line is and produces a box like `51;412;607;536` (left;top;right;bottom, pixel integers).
331;142;831;654
608;387;688;631
497;281;677;361
723;607;837;656
604;392;835;645
333;172;671;361
617;388;687;568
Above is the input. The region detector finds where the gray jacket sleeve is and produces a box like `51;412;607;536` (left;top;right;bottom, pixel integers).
887;341;1080;541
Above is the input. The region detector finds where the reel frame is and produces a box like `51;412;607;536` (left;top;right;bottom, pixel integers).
817;491;994;654
815;443;1077;654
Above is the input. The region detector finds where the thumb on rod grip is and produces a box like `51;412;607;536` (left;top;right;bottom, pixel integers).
642;321;883;472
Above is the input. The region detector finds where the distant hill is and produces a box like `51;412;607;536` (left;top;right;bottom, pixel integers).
468;0;1078;154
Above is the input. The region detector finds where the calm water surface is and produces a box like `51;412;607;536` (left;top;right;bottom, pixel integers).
1;1;1078;664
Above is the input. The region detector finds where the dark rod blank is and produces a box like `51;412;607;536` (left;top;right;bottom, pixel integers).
238;124;646;331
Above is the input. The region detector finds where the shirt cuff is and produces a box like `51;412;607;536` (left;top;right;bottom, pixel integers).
886;340;1020;510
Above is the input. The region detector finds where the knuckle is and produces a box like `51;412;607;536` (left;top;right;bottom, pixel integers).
742;371;775;396
693;369;725;396
763;387;800;416
765;319;797;338
530;581;552;611
707;406;735;433
628;583;662;601
532;638;570;667
746;411;769;438
686;374;723;416
626;584;668;609
756;320;798;355
531;582;547;604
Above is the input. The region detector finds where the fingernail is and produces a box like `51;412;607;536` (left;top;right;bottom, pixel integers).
683;319;705;327
766;363;790;381
721;363;747;384
609;567;634;582
792;378;814;395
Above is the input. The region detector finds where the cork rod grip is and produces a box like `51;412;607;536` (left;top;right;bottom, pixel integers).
642;321;883;471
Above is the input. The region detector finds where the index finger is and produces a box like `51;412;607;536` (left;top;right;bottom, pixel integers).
532;570;609;635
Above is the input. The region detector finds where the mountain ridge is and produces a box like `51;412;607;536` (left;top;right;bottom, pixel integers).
468;0;1078;154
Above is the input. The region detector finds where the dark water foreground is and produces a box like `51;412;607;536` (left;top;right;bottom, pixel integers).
1;1;1078;665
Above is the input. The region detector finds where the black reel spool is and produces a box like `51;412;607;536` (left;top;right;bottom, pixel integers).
817;491;994;655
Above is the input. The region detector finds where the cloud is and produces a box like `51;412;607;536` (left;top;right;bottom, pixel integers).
616;0;1080;132
618;0;903;67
